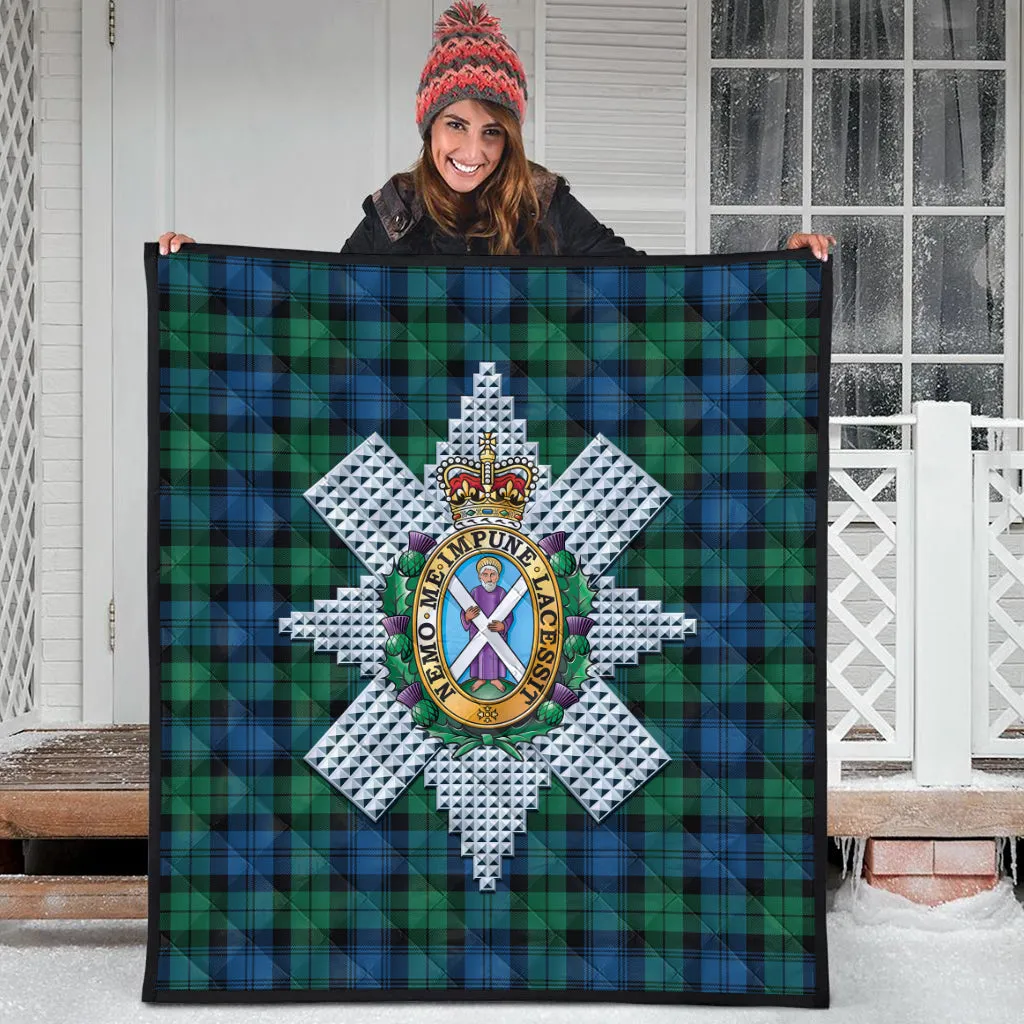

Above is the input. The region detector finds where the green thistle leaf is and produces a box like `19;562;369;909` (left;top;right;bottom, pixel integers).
564;656;589;691
494;737;524;760
381;567;404;617
385;651;416;688
427;721;472;745
558;570;595;617
454;738;482;758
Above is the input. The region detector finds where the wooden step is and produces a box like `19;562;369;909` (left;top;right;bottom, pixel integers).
0;727;1022;921
829;785;1024;837
0;875;147;920
0;726;148;790
0;789;148;839
0;727;148;841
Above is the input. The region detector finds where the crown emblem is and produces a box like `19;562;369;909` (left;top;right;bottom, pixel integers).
438;432;536;528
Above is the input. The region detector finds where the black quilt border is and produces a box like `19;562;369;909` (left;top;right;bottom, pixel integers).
141;242;832;1008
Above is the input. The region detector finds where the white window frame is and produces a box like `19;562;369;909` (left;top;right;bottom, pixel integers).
693;1;1023;432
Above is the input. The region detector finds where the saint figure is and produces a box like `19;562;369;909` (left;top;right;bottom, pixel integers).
460;556;513;693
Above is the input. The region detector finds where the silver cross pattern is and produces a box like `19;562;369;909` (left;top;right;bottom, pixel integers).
280;362;696;890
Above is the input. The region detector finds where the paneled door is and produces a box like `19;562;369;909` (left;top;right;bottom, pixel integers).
109;0;431;720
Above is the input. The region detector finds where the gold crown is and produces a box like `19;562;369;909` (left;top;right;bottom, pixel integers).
437;432;536;528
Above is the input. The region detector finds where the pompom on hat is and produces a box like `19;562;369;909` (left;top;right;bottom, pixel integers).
415;1;528;138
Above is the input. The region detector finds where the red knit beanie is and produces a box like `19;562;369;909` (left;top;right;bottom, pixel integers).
415;1;528;139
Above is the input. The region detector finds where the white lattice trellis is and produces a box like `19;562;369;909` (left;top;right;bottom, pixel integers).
827;451;914;759
0;0;38;733
973;452;1024;755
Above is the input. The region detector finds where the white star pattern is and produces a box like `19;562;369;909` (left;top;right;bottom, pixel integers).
280;363;696;890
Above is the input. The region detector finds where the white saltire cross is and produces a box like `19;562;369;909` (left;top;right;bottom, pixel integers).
446;575;529;682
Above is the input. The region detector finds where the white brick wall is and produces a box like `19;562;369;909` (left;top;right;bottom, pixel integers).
38;0;83;722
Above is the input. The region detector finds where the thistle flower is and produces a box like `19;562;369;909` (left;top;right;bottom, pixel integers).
550;682;580;709
412;699;441;727
396;682;423;708
383;615;410;637
536;701;564;726
565;615;594;637
407;531;437;554
538;532;566;557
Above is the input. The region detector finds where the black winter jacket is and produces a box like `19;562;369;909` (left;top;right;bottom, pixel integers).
340;166;645;257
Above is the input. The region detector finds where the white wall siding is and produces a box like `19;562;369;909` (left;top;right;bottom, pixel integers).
544;0;689;253
38;0;83;722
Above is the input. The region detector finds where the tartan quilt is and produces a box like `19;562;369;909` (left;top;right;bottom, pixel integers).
142;243;832;1007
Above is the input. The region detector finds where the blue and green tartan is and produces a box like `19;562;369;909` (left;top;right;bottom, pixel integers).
143;245;831;1007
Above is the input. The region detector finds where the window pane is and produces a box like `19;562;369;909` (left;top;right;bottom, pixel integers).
911;364;1002;416
812;215;902;353
711;0;802;59
831;363;902;416
710;214;802;253
914;70;1005;206
830;362;903;450
914;0;1005;59
710;69;803;204
912;216;1004;354
812;70;903;206
813;0;903;59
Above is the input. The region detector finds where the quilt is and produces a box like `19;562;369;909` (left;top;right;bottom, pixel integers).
142;243;832;1007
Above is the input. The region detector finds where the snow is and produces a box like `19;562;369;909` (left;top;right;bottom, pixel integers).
0;730;75;757
2;873;1024;1024
833;875;1024;930
833;767;1024;790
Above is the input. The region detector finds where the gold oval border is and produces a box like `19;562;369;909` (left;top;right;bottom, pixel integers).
412;527;563;730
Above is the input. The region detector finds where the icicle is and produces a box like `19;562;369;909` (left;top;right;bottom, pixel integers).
850;837;867;891
837;837;853;879
996;837;1019;886
835;836;867;887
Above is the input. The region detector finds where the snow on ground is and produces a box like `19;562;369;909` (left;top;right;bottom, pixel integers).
832;768;1024;791
2;874;1023;1024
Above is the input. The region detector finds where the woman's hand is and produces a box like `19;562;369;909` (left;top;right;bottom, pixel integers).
158;231;195;254
785;232;835;261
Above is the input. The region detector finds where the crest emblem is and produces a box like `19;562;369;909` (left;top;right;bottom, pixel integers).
281;363;697;890
409;435;560;731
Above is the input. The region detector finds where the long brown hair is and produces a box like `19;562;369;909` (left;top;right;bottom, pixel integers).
412;101;556;255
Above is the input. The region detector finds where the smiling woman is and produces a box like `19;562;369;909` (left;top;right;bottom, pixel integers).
158;1;835;260
430;106;506;195
336;1;644;257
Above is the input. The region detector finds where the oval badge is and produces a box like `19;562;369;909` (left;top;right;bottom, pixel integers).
412;525;563;729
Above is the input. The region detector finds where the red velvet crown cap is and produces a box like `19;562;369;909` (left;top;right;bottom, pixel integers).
415;1;528;138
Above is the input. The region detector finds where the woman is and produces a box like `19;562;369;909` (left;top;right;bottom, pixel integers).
159;1;834;261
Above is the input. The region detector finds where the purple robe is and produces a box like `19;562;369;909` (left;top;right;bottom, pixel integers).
460;585;514;681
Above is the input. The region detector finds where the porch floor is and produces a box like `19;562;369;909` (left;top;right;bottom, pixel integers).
2;728;1023;836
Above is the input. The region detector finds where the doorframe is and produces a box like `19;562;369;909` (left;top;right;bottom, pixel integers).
79;0;433;723
81;0;114;723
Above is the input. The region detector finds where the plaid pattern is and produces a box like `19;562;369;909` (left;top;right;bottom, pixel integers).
143;245;831;1007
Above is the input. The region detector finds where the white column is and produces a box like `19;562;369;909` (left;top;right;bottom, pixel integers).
913;401;973;785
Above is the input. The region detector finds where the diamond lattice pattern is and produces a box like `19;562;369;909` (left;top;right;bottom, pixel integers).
0;1;37;727
983;465;1024;746
827;468;900;744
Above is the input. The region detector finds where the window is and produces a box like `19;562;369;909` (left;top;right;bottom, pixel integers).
702;0;1016;447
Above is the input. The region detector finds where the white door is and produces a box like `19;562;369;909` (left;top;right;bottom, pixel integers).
110;0;432;721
